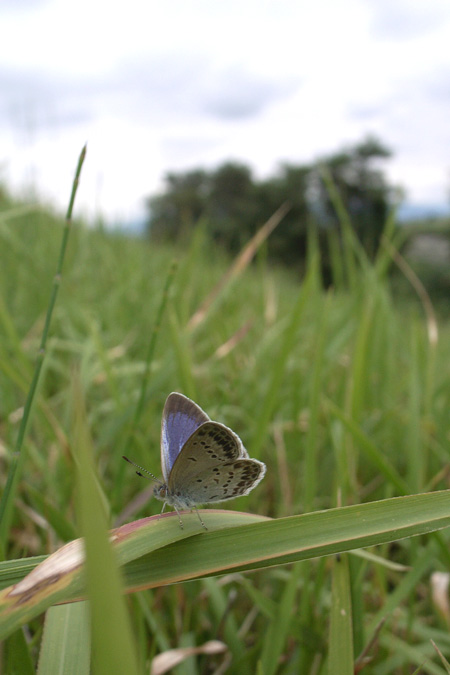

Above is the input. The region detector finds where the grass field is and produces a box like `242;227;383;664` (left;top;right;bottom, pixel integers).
1;160;450;673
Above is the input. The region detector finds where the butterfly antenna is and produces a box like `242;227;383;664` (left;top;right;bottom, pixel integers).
122;456;161;483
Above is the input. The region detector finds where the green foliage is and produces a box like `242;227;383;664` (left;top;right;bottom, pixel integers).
1;179;450;672
150;169;209;240
310;136;394;259
397;221;450;311
146;135;396;274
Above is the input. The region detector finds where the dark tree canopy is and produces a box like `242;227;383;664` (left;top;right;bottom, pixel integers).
146;135;397;268
307;136;394;258
149;169;209;239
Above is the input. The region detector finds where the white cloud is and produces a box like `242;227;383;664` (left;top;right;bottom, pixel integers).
0;0;450;222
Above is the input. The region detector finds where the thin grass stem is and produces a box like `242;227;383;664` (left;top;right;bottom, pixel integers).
131;259;178;431
0;145;86;551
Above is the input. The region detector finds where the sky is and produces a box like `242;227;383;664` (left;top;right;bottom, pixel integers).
1;0;450;226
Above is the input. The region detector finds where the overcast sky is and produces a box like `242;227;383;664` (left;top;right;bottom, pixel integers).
1;0;450;225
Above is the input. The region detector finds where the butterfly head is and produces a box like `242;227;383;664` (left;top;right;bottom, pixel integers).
153;483;169;501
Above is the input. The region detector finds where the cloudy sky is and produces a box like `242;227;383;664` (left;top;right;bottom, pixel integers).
1;0;450;225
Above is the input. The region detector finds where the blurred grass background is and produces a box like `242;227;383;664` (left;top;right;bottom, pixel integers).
1;180;450;673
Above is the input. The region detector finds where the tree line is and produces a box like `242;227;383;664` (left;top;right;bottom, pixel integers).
145;136;398;271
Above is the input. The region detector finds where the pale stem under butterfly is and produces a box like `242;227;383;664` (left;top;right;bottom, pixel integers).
122;456;208;530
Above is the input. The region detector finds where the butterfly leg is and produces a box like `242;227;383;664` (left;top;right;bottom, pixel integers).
158;502;185;528
193;507;208;530
156;502;167;522
156;502;185;528
173;507;184;529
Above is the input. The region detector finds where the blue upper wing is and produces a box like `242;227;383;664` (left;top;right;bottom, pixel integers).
160;393;210;482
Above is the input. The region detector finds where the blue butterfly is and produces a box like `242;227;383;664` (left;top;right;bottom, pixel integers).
124;392;266;528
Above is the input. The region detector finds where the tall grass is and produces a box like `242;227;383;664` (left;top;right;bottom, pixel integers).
1;170;450;673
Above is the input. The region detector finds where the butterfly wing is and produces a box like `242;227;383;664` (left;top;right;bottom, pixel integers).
161;392;210;483
167;421;265;505
189;458;266;504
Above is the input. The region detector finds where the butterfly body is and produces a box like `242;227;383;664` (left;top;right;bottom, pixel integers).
125;393;266;528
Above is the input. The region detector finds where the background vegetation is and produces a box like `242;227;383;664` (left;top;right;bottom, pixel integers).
147;136;397;273
1;156;450;673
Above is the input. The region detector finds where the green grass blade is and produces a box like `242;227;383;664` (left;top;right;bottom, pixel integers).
366;541;439;638
260;561;301;674
130;259;178;432
4;627;35;675
328;554;353;674
73;375;140;675
327;399;409;494
201;577;244;661
303;292;331;511
319;165;367;289
250;253;318;457
37;603;90;675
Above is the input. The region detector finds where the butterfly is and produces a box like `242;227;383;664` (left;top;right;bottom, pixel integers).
123;392;266;529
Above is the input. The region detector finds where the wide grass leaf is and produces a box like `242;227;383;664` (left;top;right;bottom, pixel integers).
1;490;450;641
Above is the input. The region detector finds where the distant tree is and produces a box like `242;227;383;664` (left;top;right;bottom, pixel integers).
206;162;259;251
308;136;393;258
147;169;209;240
256;164;311;264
